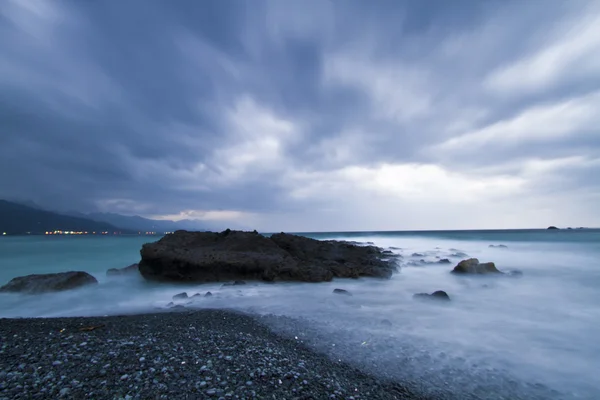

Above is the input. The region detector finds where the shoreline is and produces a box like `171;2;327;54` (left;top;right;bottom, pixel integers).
0;309;432;400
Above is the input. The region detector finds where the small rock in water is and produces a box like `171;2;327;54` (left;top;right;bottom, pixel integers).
222;281;246;288
413;290;451;302
489;244;508;248
438;258;451;264
204;292;213;297
411;252;425;257
173;292;188;300
451;258;502;274
332;288;352;296
380;319;393;327
191;293;202;298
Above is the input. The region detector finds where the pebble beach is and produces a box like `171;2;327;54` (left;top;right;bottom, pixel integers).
0;309;430;400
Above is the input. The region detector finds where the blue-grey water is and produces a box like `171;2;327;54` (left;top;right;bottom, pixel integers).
1;229;599;399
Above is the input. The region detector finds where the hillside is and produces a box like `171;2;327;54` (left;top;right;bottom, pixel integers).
0;200;131;235
80;212;208;233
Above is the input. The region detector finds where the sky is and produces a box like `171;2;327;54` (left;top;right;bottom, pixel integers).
1;0;599;232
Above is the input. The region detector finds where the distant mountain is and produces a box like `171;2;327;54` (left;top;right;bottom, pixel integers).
73;212;209;233
0;200;133;235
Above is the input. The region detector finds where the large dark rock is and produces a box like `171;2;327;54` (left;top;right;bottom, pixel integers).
451;258;502;274
138;230;397;283
106;263;139;277
0;271;98;294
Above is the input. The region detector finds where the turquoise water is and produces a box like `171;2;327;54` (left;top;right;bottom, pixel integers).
1;230;599;399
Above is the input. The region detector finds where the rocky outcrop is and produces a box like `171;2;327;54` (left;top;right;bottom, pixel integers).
0;271;98;294
451;258;502;274
413;290;451;301
138;230;397;283
547;226;559;230
106;263;139;276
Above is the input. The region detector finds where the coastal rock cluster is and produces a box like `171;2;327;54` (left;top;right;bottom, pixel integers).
138;230;398;283
0;230;520;298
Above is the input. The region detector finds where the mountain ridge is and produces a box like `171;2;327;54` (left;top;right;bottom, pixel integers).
0;200;132;235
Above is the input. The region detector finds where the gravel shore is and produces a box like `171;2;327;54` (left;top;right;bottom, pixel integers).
0;309;431;400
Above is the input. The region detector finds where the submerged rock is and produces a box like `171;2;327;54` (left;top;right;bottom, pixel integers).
413;290;451;301
451;258;502;274
411;252;425;257
450;252;469;258
138;230;397;283
0;271;98;294
333;288;352;296
489;244;508;249
106;263;139;276
222;280;247;288
438;258;451;264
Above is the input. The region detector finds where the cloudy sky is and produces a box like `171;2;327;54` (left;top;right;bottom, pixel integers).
1;0;599;231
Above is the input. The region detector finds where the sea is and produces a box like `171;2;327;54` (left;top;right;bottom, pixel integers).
1;229;599;399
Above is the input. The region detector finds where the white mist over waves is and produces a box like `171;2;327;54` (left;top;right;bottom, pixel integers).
0;233;599;399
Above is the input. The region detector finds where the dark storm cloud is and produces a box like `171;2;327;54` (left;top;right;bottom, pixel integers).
1;0;599;229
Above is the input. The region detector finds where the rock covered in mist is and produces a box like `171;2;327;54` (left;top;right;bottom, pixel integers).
489;244;508;248
173;292;188;300
138;229;397;283
333;288;352;296
106;263;139;276
413;290;451;301
221;280;247;288
0;271;98;294
451;258;502;274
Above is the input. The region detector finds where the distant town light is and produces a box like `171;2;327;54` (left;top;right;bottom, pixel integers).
2;232;6;236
